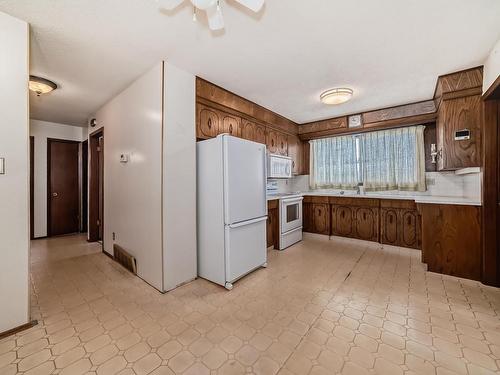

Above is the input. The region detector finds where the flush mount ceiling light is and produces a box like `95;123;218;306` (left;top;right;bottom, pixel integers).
320;88;353;105
29;75;57;96
157;0;264;30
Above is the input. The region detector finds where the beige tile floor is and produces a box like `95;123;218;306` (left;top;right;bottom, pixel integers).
1;234;500;375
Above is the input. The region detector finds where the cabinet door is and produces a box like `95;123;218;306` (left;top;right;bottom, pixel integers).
380;208;399;246
302;202;313;233
220;112;241;137
287;135;303;175
197;104;220;139
312;203;330;235
266;129;279;154
437;95;482;170
241;120;257;142
277;132;288;156
400;209;421;249
255;124;267;145
331;205;354;238
354;207;379;242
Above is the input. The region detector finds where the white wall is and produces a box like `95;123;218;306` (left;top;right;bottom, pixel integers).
95;63;164;290
30;120;87;238
0;12;30;332
483;38;500;93
162;62;197;291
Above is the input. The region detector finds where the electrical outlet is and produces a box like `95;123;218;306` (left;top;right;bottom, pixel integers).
112;232;116;241
426;178;435;186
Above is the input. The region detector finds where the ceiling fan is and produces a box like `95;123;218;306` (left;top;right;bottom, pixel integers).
157;0;264;30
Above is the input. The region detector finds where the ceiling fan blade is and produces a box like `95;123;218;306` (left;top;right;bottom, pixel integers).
206;5;225;30
156;0;185;10
233;0;264;12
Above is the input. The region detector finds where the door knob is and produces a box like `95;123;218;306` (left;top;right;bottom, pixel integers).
52;192;58;197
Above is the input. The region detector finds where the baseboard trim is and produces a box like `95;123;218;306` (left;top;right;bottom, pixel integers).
0;320;38;340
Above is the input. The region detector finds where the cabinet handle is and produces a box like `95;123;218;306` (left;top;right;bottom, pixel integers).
229;124;233;132
407;216;412;225
208;118;212;129
341;211;345;219
389;215;393;224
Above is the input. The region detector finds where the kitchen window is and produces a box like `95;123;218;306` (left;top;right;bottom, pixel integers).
309;125;426;192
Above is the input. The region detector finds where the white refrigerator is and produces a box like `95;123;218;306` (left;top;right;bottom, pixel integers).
197;134;267;290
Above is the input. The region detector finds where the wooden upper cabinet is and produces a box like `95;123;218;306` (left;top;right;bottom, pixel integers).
437;95;482;170
287;135;303;175
241;120;266;144
277;132;288;156
266;129;279;154
197;104;220;139
220;111;241;137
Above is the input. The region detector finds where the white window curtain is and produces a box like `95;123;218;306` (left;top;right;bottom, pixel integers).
309;135;359;190
309;125;426;192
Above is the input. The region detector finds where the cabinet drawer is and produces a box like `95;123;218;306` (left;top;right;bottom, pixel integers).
303;195;329;204
329;197;379;207
380;199;416;209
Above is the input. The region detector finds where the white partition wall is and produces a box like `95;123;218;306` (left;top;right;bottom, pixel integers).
0;12;30;333
92;61;197;292
95;63;164;290
162;62;197;291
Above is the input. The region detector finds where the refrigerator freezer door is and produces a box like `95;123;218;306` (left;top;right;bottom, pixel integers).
225;217;267;283
223;136;267;224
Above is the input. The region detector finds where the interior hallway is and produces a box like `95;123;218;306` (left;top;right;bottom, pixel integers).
1;235;500;375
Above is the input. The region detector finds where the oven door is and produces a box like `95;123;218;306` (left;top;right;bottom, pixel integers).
281;197;303;233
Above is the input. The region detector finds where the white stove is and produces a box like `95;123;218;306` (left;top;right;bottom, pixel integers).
267;193;303;250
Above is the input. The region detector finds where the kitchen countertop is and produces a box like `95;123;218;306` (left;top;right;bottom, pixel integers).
267;191;481;206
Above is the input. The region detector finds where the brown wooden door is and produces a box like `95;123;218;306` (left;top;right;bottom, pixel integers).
354;207;378;242
312;203;330;235
255;124;267;145
48;139;80;236
98;136;104;240
266;129;279;154
332;205;354;238
287;135;303;175
437;95;482;170
219;112;241;137
277;132;288;156
241;120;257;142
400;209;420;249
380;208;399;245
197;104;220;139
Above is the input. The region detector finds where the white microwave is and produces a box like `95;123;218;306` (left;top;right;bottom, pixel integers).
267;154;292;179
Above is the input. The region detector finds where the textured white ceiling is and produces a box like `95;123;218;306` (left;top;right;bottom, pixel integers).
1;0;499;127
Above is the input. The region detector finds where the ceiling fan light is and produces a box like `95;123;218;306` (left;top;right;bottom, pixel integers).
29;75;57;96
320;88;353;105
192;0;216;10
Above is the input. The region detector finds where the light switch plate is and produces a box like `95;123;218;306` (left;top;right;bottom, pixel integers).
0;158;5;174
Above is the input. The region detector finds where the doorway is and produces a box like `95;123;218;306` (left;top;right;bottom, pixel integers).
89;129;104;243
30;136;34;240
81;140;88;233
47;138;80;236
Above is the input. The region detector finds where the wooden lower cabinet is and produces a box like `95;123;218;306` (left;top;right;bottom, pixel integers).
305;196;419;249
312;204;330;235
331;204;354;237
418;203;481;281
267;200;279;249
303;197;330;235
380;200;421;249
354;206;379;242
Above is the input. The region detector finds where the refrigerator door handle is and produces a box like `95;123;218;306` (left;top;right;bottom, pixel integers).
229;216;268;229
